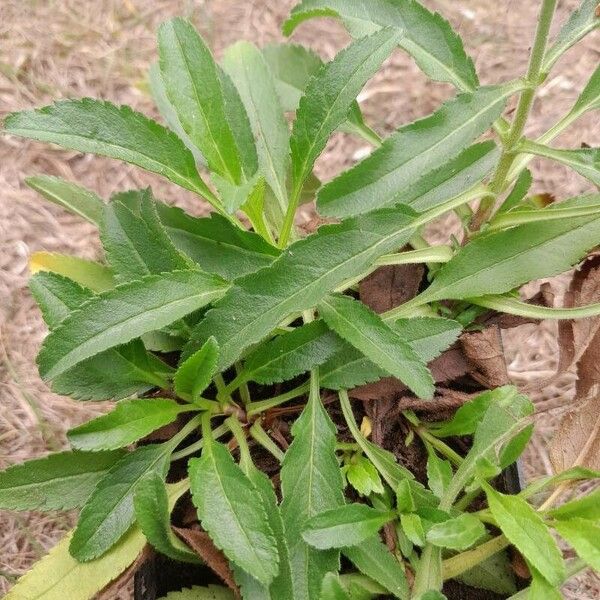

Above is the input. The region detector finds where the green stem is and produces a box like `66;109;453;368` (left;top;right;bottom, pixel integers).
246;381;310;418
226;416;253;473
278;183;301;248
442;535;510;580
374;246;453;266
352;121;383;146
171;422;229;461
250;421;285;463
417;429;463;467
471;295;600;319
167;414;203;451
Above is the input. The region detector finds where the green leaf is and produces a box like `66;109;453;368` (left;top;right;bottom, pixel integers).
189;441;279;586
302;504;396;549
0;450;124;511
321;317;462;390
289;28;400;198
426;447;453;499
156;204;279;280
159;587;234;600
100;190;191;282
543;0;600;72
426;513;485;550
25;175;104;225
519;467;600;501
548;488;600;521
553;518;600;572
70;444;172;561
455;550;516;596
394;141;500;213
38;269;229;380
30;251;114;292
483;484;565;586
416;194;600;304
416;592;447;600
519;140;600;187
496;168;533;215
280;373;345;599
400;512;426;546
174;337;219;402
187;205;419;370
134;474;199;563
345;456;384;497
222;41;290;216
570;63;600;117
157;18;251;183
3;527;146;600
319;294;434;399
4;99;209;196
526;569;562;600
284;0;478;91
317;85;515;218
343;536;409;600
320;573;352;600
67;398;191;450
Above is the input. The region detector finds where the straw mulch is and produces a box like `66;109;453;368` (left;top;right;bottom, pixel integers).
0;0;598;597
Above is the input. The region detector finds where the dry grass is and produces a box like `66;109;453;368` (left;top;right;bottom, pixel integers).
0;0;599;597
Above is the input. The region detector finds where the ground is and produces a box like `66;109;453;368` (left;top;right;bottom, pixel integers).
0;0;599;597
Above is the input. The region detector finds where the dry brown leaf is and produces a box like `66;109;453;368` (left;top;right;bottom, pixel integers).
460;326;509;387
174;527;239;595
359;262;424;313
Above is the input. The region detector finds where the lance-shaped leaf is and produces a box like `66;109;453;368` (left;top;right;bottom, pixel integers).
70;444;172;561
174;337;219;401
548;488;600;521
187;205;418;370
569;63;600;118
343;536;409;600
284;0;479;91
280;374;345;599
414;195;600;304
26;175;104;226
542;0;600;73
302;504;396;549
319;294;434;399
101;190;191;282
134;474;198;563
3;527;146;600
223;41;290;215
4;99;210;197
156;205;279;280
157;18;252;183
159;587;234;600
425;513;485;551
189;441;279;586
30;271;172;400
553;518;600;572
0;450;124;511
519;140;600;187
67;398;192;451
483;484;565;586
317;85;515;218
38;269;229;380
289;27;400;198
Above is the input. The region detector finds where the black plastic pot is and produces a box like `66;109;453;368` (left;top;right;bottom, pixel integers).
133;462;524;600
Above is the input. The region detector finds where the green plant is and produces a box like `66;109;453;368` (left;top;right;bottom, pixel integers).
2;1;600;599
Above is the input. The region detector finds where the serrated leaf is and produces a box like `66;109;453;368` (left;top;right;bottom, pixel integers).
346;456;384;497
29;251;114;292
284;0;478;91
548;488;600;521
289;28;400;198
319;294;434;399
223;41;290;217
159;587;234;600
174;337;219;401
4;99;210;197
0;450;124;511
67;398;191;450
189;441;279;586
520;141;600;187
483;484;565;586
553;517;600;572
70;444;171;561
187;205;419;370
426;446;453;499
302;504;395;549
3;527;146;600
317;85;515;218
416;195;600;304
134;474;198;563
26;175;104;225
320;573;352;600
100;189;191;282
343;536;409;600
543;0;600;72
400;512;426;546
158;18;248;183
156;204;279;280
280;374;345;599
426;513;485;551
38;269;229;380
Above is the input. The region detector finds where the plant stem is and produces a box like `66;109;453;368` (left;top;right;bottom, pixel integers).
417;428;463;467
249;421;285;463
442;535;510;580
471;0;558;229
246;381;310;417
171;422;229;461
226;416;253;473
374;246;453;267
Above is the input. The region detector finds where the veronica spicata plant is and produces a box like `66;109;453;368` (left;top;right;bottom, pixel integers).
2;1;600;599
